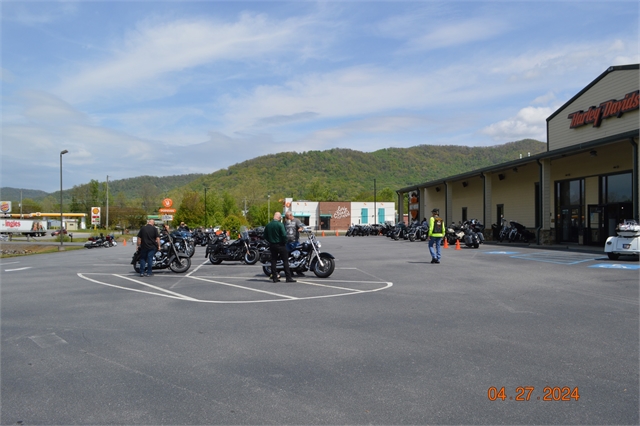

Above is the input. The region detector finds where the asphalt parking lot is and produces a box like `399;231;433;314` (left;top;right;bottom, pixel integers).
1;236;638;425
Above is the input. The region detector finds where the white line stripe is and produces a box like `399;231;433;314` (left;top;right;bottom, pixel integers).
77;273;194;301
114;274;199;300
0;261;20;266
187;275;297;299
5;267;31;271
295;280;365;292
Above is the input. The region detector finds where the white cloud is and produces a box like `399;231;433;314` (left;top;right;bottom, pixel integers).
53;12;322;104
481;106;553;142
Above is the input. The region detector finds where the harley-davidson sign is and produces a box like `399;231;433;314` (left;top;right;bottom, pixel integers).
567;90;639;129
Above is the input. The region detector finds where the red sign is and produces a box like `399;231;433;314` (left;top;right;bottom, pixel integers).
568;90;639;129
159;208;176;214
162;198;173;208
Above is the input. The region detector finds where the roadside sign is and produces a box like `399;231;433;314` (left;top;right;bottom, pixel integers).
91;207;101;225
0;201;11;213
162;215;174;221
159;208;176;214
162;198;173;208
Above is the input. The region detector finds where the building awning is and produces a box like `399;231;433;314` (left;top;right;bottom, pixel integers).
320;214;332;217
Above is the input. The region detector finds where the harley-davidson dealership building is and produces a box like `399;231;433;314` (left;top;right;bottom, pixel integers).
397;64;639;246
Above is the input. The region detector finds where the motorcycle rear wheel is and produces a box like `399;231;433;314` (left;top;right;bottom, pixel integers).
209;254;223;264
170;256;191;273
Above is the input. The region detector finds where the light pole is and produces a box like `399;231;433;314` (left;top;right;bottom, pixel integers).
374;178;377;225
59;149;68;250
203;185;208;228
106;175;109;230
268;194;271;220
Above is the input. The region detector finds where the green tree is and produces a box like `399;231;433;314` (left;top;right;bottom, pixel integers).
174;191;203;228
304;178;338;201
18;198;42;214
222;191;240;217
221;214;247;235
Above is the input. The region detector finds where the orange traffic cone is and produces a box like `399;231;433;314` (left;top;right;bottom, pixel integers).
443;238;449;249
123;238;127;246
335;230;339;236
455;240;461;250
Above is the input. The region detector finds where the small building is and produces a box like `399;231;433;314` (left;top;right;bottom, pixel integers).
283;198;396;231
397;64;639;246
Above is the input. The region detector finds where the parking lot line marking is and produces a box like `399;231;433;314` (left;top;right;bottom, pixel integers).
115;274;199;300
187;275;298;299
5;267;31;271
295;280;366;292
589;263;640;270
78;273;195;301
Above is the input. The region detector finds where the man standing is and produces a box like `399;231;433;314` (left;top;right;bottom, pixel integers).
137;219;161;277
284;211;305;277
263;212;296;283
428;208;444;264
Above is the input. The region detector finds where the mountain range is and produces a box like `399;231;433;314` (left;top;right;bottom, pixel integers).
1;139;546;212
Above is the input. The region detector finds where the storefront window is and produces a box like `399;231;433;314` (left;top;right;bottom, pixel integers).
606;172;632;203
558;180;582;205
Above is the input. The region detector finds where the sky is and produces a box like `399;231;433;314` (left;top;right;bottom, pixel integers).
1;0;638;193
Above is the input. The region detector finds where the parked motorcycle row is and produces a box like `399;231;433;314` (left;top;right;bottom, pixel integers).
128;224;336;278
347;219;487;249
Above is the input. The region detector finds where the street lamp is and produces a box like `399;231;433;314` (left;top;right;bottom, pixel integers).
268;194;271;220
59;149;68;250
203;185;209;228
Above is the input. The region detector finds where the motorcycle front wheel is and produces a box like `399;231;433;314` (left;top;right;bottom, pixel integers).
209;254;223;264
311;254;335;278
170;256;191;273
244;249;259;265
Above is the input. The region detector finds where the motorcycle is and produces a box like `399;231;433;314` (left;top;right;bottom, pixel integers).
461;219;484;248
205;227;259;265
446;222;464;246
131;231;191;273
84;233;116;249
171;230;195;257
260;229;335;278
508;221;535;243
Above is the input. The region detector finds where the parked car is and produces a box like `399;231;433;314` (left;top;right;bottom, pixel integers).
50;229;68;236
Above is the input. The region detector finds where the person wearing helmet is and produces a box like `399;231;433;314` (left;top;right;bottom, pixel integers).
428;208;444;264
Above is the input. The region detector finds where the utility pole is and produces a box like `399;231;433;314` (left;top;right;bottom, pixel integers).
106;175;109;230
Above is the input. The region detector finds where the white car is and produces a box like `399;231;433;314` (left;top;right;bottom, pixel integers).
604;220;640;260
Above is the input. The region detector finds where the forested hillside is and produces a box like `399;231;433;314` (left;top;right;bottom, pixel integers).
1;139;546;228
172;139;546;203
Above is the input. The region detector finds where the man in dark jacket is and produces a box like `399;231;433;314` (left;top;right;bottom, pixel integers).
263;212;296;283
137;219;161;277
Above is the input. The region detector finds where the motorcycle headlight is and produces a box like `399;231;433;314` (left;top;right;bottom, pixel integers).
316;242;321;248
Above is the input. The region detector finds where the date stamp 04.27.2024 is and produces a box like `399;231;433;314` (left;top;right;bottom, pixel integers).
488;387;580;401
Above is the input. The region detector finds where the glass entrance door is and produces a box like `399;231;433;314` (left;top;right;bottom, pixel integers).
587;205;605;245
558;206;581;243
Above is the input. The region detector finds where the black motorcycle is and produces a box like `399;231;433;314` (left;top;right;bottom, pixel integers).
131;232;191;273
84;233;115;249
206;228;259;265
171;230;195;257
461;219;485;248
260;229;335;278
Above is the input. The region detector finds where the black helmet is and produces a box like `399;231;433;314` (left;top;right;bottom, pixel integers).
431;208;439;214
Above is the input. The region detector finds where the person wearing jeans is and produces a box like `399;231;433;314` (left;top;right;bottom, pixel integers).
137;219;161;277
428;208;444;264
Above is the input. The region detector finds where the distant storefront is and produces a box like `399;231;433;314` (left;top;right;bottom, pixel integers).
397;64;639;246
283;198;396;231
